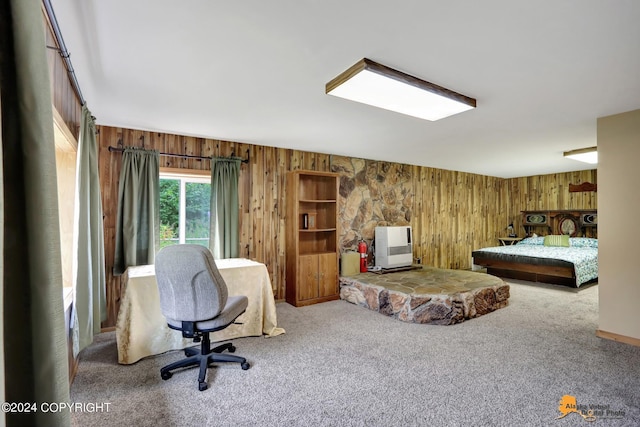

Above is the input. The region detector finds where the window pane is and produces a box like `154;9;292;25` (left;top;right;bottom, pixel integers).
185;182;211;247
159;178;180;248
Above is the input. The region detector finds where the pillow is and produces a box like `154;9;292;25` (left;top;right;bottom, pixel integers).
517;236;545;246
570;237;598;248
544;235;570;247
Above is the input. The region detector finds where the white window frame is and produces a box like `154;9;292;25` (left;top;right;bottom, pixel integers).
159;168;211;245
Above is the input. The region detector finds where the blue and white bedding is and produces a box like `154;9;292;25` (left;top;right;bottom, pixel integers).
473;237;598;286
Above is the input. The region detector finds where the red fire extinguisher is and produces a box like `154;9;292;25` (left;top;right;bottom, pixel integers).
358;240;368;272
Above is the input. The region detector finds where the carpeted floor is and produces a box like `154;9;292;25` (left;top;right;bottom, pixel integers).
70;279;640;426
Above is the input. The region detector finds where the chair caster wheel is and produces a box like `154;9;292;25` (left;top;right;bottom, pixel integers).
161;371;172;380
241;362;250;370
199;382;208;391
228;345;236;353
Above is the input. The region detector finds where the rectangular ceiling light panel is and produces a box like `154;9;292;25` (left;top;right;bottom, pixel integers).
326;58;476;121
563;147;598;164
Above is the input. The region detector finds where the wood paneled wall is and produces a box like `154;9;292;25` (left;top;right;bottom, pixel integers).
97;126;332;327
97;125;599;327
97;125;516;326
43;5;81;138
331;156;509;270
507;170;598;236
411;167;508;269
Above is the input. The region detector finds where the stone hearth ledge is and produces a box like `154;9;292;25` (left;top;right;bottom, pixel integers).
339;267;510;325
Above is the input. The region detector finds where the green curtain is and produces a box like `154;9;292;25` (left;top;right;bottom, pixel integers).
113;148;159;275
1;0;71;425
73;105;106;353
209;158;241;259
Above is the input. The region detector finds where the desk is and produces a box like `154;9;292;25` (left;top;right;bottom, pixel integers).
116;258;285;364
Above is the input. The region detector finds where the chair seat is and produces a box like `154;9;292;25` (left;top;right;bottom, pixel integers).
166;295;248;332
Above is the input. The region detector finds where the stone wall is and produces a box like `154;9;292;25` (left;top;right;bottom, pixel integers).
331;155;413;253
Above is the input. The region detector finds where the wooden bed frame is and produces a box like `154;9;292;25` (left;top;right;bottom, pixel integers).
472;209;597;287
471;255;578;287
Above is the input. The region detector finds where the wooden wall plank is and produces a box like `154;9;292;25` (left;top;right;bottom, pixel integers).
43;9;81;138
264;147;277;288
507;170;598;237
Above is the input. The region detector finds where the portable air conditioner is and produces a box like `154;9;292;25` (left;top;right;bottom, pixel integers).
375;226;413;269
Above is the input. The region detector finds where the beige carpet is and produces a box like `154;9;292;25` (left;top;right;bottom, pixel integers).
70;279;640;427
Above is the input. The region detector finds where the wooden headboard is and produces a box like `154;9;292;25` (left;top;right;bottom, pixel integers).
521;210;597;237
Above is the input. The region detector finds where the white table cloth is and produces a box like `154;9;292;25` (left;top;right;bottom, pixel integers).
116;258;285;364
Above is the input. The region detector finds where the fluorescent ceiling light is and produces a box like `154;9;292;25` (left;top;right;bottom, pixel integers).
563;147;598;164
326;58;476;121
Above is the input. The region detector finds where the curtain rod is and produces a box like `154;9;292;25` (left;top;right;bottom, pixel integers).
43;0;86;106
107;146;249;164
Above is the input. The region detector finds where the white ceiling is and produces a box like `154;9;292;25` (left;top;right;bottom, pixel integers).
49;0;640;178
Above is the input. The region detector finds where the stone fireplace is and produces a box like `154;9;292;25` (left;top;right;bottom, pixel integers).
331;155;413;254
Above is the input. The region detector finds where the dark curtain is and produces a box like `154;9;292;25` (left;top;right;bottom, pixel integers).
113;147;159;275
209;158;240;259
1;0;71;425
73;105;106;353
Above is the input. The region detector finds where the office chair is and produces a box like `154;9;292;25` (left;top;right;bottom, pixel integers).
155;244;250;391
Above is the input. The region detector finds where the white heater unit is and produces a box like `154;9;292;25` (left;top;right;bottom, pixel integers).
375;226;413;269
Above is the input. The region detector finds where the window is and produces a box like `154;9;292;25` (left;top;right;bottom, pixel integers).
159;170;211;248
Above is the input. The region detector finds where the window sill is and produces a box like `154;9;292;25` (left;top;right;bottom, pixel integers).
63;287;73;312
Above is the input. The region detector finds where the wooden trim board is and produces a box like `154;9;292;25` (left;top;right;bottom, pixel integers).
596;329;640;347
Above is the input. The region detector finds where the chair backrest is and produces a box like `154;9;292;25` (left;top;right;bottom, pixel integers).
155;245;228;322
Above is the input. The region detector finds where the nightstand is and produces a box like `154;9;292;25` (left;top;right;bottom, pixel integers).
498;237;522;246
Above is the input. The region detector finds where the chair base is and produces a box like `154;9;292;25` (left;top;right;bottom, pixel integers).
160;333;250;391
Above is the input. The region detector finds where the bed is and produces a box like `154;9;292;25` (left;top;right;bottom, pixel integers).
472;236;598;287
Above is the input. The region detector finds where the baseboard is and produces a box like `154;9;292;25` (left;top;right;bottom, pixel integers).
69;354;79;385
596;329;640;347
68;326;115;384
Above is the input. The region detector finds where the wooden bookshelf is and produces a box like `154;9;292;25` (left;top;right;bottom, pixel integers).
285;171;339;306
